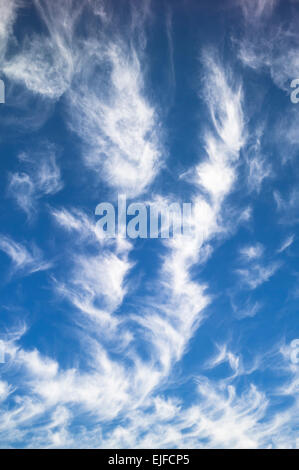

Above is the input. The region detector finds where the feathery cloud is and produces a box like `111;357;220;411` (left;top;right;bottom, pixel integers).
0;235;52;276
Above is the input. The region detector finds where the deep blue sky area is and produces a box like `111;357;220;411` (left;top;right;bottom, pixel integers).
0;0;298;449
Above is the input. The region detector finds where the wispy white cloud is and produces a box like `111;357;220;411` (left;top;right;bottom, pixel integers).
50;205;133;327
51;207;100;242
0;381;11;402
238;0;278;23
237;0;299;93
0;0;18;61
7;172;35;217
55;250;133;328
236;261;280;289
8;143;63;217
0;235;52;276
2;0;83;99
245;132;272;192
67;41;162;197
240;243;264;260
231;297;263;319
274;189;299;224
204;344;241;376
247;155;272;192
277;234;295;253
2;0;162;197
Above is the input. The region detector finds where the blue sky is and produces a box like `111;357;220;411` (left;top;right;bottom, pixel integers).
0;0;298;448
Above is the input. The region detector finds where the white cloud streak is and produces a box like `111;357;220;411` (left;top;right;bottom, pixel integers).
0;235;52;276
277;235;295;253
